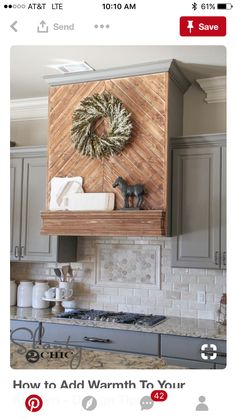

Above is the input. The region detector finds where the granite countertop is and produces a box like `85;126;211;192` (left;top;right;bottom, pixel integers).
10;306;226;340
11;343;179;369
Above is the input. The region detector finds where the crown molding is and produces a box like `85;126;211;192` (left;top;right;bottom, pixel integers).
10;145;47;157
196;76;226;104
44;60;190;94
170;133;226;148
11;96;48;121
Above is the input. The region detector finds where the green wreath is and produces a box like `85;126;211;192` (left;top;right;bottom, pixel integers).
71;92;133;159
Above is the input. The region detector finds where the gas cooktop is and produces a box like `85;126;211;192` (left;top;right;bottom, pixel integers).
57;309;166;327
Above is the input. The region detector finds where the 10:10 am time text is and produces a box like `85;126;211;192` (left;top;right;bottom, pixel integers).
102;3;136;10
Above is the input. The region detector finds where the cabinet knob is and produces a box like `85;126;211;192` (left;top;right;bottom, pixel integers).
20;246;25;258
214;251;220;266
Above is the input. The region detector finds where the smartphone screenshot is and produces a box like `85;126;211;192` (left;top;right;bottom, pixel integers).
0;0;235;417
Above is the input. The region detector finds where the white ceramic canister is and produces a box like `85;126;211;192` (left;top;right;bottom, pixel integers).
32;282;50;309
10;280;17;306
17;281;33;307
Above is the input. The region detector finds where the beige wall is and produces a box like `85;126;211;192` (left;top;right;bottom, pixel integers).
11;119;48;146
183;82;226;136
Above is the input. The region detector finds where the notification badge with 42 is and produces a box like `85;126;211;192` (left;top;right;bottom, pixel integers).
151;390;168;402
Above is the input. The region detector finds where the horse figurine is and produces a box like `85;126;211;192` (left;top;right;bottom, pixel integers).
112;176;146;209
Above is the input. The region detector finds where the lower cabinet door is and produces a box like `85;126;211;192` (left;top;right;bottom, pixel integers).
41;323;159;356
161;335;226;366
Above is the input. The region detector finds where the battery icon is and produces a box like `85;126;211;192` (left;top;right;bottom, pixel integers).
217;3;233;9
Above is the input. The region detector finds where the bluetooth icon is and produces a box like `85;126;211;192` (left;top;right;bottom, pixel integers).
192;2;197;10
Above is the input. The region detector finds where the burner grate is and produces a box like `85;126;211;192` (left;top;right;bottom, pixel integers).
57;309;166;326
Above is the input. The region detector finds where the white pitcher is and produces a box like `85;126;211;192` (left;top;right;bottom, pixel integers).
59;282;73;299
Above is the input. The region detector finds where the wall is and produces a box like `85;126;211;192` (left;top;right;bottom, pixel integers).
11;236;226;320
11;119;48;146
183;83;226;135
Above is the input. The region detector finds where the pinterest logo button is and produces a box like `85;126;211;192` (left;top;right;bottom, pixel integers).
25;395;43;412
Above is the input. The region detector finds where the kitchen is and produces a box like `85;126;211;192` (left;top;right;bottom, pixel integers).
10;46;226;369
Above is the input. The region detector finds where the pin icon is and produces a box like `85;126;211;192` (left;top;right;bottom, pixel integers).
25;395;43;412
187;20;194;33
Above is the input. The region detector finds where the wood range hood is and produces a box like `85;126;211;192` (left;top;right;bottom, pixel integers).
41;60;190;237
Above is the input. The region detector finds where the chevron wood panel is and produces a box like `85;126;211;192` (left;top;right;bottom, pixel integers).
48;81;106;205
103;74;168;210
47;73;169;210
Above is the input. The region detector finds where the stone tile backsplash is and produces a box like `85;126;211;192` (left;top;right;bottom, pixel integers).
11;237;226;320
96;243;161;287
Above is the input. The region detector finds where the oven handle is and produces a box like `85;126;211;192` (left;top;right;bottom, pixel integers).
83;336;112;344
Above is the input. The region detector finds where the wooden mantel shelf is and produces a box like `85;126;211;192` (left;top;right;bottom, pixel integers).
41;210;166;237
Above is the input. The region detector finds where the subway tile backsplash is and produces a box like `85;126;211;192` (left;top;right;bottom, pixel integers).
11;237;226;320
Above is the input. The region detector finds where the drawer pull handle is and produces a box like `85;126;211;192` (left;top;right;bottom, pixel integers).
200;349;226;358
216;352;226;358
14;246;19;258
83;336;112;343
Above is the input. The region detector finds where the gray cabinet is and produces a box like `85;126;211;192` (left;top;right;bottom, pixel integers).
10;158;22;260
10;318;226;369
171;134;226;269
10;146;77;262
220;146;226;267
41;322;159;356
161;334;226;369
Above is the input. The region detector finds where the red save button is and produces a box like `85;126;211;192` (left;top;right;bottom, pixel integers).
180;16;226;36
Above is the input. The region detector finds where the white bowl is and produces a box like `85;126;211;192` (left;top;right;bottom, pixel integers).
61;299;78;309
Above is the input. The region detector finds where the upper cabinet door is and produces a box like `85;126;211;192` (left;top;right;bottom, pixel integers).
171;147;221;269
20;156;57;261
10;158;23;260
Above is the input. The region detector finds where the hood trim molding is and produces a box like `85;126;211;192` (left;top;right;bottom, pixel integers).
41;210;166;237
44;59;190;93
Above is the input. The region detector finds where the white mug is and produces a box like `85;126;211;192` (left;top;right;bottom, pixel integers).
59;282;73;299
56;287;66;299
